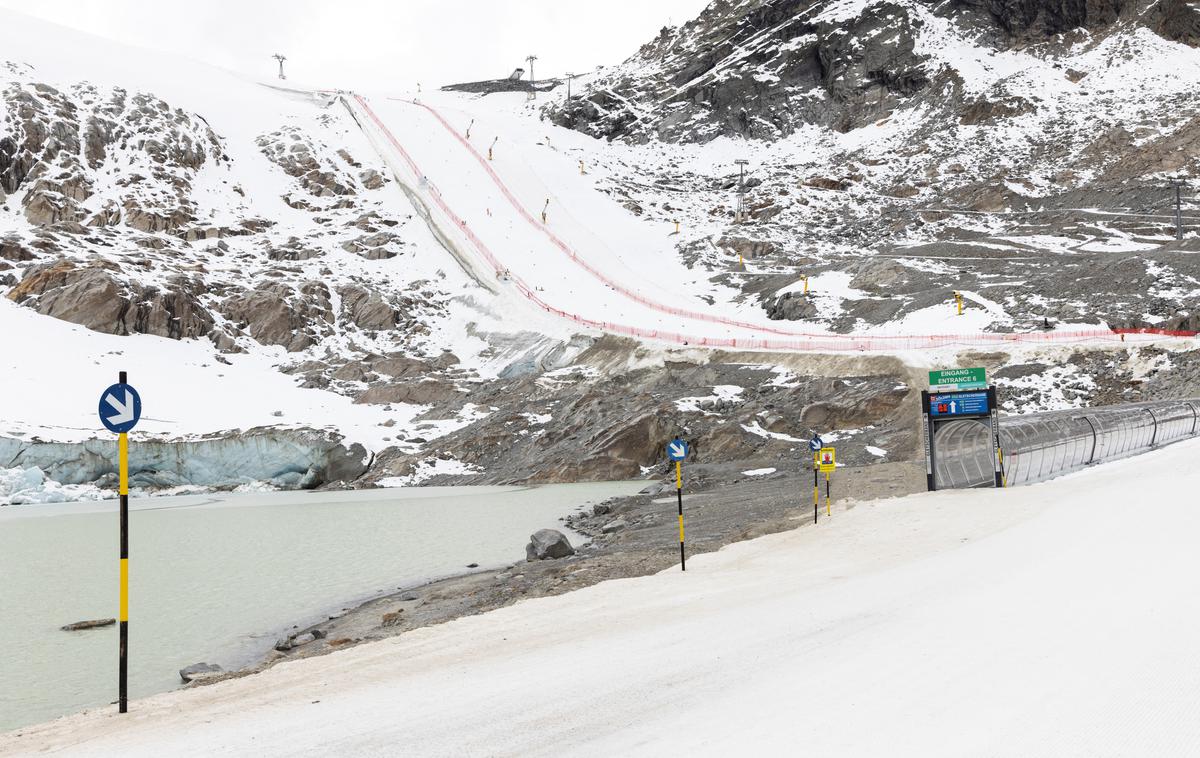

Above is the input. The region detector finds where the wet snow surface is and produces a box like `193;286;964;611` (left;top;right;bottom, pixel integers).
10;438;1200;755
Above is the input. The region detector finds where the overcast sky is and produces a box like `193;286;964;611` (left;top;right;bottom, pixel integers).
0;0;711;90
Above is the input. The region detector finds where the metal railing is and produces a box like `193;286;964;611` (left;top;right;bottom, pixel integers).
933;399;1200;488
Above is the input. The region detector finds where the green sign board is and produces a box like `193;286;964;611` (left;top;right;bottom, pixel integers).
928;367;987;390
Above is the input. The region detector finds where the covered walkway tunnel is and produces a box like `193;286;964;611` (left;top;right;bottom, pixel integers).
933;399;1200;489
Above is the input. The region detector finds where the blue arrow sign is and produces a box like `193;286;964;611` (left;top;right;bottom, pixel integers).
809;435;823;452
98;383;142;434
666;438;690;462
929;390;990;418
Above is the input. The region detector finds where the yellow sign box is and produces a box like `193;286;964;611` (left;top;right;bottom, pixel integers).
818;447;836;473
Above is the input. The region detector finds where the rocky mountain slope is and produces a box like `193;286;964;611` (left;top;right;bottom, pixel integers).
2;3;1199;500
547;0;1200;334
551;0;1198;142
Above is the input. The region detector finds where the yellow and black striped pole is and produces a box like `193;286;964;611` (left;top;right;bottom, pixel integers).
813;453;819;524
117;370;129;714
676;460;685;571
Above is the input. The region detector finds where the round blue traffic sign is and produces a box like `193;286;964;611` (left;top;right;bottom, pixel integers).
98;383;142;434
666;438;690;462
808;435;823;452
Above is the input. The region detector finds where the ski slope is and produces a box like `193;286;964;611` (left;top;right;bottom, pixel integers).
10;438;1200;756
347;91;1189;353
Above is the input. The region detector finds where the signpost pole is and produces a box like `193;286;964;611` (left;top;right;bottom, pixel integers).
988;385;1003;488
921;390;935;491
98;371;140;714
812;453;818;524
666;437;689;572
808;436;823;525
675;460;685;571
117;370;129;714
825;471;831;517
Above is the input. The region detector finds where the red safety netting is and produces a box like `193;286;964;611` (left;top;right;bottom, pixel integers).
352;95;1196;353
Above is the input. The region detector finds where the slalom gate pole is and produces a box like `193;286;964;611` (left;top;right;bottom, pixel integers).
812;454;818;524
117;370;129;714
676;461;685;571
825;471;831;517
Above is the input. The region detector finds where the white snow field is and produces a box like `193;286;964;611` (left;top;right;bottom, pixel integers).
8;439;1200;757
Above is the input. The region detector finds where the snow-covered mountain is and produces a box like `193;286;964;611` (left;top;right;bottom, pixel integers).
2;2;1199;500
549;0;1200;332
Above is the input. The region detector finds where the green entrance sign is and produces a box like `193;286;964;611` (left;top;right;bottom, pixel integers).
928;367;987;390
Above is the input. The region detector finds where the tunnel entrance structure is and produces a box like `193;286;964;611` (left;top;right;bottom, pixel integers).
920;387;1002;491
923;396;1200;490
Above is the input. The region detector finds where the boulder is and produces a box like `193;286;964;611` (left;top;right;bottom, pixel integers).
339;284;399;330
218;281;333;351
179;662;223;683
525;529;575;561
601;518;628;534
763;291;818;321
638;481;671;496
359;169;387;189
318;441;371;485
0;237;35;261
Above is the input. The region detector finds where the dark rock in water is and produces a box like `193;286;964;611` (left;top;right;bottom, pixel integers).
526;529;575;561
179;662;223;683
466;562;479;568
61;618;115;631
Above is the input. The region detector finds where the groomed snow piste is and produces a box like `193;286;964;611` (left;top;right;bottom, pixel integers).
8;437;1200;756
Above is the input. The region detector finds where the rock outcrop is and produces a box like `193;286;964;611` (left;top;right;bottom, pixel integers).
217;281;333;352
7;259;216;340
2;83;225;232
547;0;1169;143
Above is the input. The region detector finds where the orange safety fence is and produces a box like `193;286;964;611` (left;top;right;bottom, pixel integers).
351;95;1197;353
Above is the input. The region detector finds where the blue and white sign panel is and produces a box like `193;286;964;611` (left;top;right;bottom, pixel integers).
808;435;823;452
98;383;142;433
666;438;690;462
929;391;990;418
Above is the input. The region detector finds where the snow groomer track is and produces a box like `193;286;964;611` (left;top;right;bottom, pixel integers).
347;93;1196;354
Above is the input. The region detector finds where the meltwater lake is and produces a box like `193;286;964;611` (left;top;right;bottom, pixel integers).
0;482;645;731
